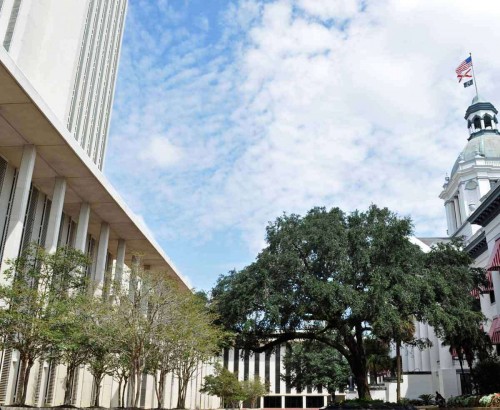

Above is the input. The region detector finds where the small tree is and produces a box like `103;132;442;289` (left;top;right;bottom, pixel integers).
171;293;224;409
201;363;245;408
0;244;88;405
283;341;349;401
85;298;119;407
114;263;186;408
241;377;268;408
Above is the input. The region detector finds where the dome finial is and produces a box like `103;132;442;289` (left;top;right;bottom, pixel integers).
472;94;483;104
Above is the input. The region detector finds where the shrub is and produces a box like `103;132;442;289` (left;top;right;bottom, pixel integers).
472;357;500;394
418;394;435;405
326;399;416;410
447;395;481;408
479;393;500;407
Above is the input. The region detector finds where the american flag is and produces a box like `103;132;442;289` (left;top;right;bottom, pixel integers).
456;56;472;83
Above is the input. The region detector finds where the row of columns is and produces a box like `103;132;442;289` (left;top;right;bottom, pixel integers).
445;195;463;235
0;145;128;287
402;322;454;373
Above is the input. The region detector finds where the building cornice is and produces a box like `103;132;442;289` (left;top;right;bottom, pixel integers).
468;182;500;227
465;231;487;258
0;46;190;291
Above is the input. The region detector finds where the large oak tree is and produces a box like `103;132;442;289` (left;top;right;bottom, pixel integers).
211;205;485;399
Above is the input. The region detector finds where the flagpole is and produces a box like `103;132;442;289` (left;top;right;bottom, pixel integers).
470;52;479;98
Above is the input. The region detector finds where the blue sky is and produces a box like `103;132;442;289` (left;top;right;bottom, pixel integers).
106;0;500;291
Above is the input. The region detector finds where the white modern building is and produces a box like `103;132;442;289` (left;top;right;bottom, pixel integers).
0;1;219;408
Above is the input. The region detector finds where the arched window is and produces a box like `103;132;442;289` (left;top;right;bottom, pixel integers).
484;115;493;129
473;116;482;130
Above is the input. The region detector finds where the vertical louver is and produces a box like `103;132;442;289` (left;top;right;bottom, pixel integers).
0;169;17;262
0;349;13;404
33;362;44;406
139;374;147;408
20;185;39;253
3;0;23;51
44;361;57;405
67;0;127;170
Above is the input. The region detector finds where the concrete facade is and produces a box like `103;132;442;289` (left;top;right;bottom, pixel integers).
0;1;214;408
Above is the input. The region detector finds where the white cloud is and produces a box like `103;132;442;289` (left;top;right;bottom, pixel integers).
108;0;500;259
139;135;183;168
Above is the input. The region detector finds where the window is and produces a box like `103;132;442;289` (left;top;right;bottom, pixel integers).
490;290;496;304
484;115;493;129
474;116;482;130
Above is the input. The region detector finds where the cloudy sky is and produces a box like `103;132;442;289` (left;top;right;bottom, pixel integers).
106;0;500;291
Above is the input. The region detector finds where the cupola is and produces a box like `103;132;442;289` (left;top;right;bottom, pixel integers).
465;95;500;139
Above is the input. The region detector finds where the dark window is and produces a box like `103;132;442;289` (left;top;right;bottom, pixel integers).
255;352;260;378
285;396;303;408
474;117;482;130
285;344;292;393
317;385;323;394
265;350;271;385
490;290;496;304
244;350;250;381
306;396;325;408
234;348;239;375
484;115;493;128
223;348;229;369
275;347;281;393
264;396;282;408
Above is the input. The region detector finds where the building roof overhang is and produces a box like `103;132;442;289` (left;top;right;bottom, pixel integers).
0;48;190;291
465;231;487;258
468;181;500;228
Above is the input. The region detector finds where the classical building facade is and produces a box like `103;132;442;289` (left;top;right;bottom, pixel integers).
396;96;500;400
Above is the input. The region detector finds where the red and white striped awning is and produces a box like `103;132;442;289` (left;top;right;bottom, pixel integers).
489;317;500;345
487;239;500;271
471;271;494;298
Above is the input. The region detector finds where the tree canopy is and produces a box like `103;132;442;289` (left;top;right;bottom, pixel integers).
211;205;486;399
283;340;350;396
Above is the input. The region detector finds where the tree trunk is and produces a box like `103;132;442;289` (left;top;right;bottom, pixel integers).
17;355;34;405
121;376;128;408
64;364;76;406
177;375;188;409
92;374;104;407
118;379;123;408
396;341;401;403
346;333;371;400
157;370;166;409
128;369;135;407
134;368;142;407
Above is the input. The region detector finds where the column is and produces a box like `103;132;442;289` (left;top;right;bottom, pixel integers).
458;183;469;219
438;338;453;369
406;345;415;372
414;322;422;371
114;239;126;290
428;325;440;368
445;201;457;234
492;271;500;316
420;323;431;372
74;203;90;252
44;177;66;253
401;345;409;372
0;145;36;271
453;197;462;228
94;222;110;284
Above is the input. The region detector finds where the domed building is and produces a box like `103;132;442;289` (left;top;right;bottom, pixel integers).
441;96;500;240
